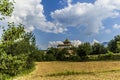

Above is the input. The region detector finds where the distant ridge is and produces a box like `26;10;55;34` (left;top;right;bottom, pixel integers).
102;42;108;47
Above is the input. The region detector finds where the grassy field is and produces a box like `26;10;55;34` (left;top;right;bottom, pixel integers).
15;61;120;80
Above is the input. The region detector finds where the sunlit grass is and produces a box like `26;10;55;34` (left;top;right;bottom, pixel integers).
15;61;120;80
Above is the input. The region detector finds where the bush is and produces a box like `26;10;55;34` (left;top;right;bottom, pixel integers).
98;51;114;60
0;49;29;76
30;50;45;61
0;73;11;80
69;55;81;61
45;54;56;61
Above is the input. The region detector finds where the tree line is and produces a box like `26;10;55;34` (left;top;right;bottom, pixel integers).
38;35;120;61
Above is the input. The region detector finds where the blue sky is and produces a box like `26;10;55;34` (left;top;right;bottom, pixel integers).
1;0;120;49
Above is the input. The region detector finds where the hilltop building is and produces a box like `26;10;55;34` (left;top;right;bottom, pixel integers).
57;39;72;49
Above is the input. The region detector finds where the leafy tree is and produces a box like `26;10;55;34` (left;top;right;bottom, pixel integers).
0;22;37;77
30;50;45;61
0;0;14;17
91;43;107;55
44;47;58;61
108;39;116;53
45;53;56;61
0;49;27;76
47;47;58;56
108;35;120;53
56;48;69;61
1;22;36;56
77;42;92;60
116;41;120;53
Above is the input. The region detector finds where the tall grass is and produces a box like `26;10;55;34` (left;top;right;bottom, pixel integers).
46;71;95;77
46;69;120;77
15;61;120;80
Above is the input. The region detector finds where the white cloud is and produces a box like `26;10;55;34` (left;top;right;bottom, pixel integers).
2;0;120;35
113;24;120;29
67;0;72;6
48;40;82;48
51;0;120;35
60;0;72;6
48;41;63;48
7;0;66;33
92;39;100;45
71;40;82;47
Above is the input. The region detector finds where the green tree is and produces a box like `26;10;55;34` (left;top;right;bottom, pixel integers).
0;0;14;17
45;47;59;61
91;43;107;55
47;47;58;56
30;50;45;61
56;48;69;61
0;0;15;79
77;42;92;60
108;35;120;53
1;22;36;56
0;22;37;77
116;41;120;53
0;49;27;76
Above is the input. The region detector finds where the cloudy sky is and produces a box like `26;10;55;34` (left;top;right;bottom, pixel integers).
1;0;120;49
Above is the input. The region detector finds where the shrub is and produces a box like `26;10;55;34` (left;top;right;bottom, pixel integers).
45;54;56;61
0;49;29;76
69;55;81;61
30;50;45;61
0;73;11;80
98;51;114;60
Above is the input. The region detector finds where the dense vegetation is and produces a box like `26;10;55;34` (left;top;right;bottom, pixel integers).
43;35;120;61
0;23;39;79
0;0;39;79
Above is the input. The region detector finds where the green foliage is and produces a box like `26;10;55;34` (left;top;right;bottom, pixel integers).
77;42;92;60
46;47;81;61
0;23;37;79
45;47;58;61
98;51;114;60
45;36;120;61
108;39;117;53
2;22;25;43
108;35;120;53
56;48;69;61
88;52;120;61
0;73;11;80
0;0;38;79
47;47;58;57
116;41;120;52
30;50;45;61
1;22;36;55
92;43;107;55
0;0;14;16
46;71;95;77
45;53;56;61
68;55;81;61
0;49;28;76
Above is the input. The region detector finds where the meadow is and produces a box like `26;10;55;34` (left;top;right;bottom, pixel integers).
15;61;120;80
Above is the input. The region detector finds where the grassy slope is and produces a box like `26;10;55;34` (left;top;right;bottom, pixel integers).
15;61;120;80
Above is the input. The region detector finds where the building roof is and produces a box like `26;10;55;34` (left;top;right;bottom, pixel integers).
63;39;71;44
57;44;72;47
57;39;72;48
